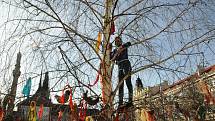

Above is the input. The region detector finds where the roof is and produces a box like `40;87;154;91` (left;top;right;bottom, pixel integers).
163;64;215;94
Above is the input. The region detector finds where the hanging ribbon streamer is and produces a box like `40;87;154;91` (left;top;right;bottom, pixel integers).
60;90;65;104
55;85;71;104
69;87;73;110
95;31;102;54
140;109;147;121
138;110;155;121
28;101;36;121
147;111;155;121
85;116;94;121
88;70;100;87
58;110;63;121
79;100;87;121
68;85;79;121
0;107;4;121
22;77;32;97
38;104;44;120
110;21;115;35
70;103;79;121
115;113;119;121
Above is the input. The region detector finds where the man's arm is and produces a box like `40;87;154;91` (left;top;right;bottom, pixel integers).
110;49;117;61
122;42;131;48
111;42;131;61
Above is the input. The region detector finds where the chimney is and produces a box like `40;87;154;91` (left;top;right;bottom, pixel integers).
136;77;143;88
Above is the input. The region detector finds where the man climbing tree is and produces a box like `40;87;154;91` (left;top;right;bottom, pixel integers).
111;36;133;107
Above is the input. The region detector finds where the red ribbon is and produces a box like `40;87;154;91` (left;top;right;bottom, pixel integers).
115;113;119;121
60;90;65;104
38;104;44;120
88;71;100;87
69;87;73;110
79;100;87;121
0;107;4;121
110;21;115;35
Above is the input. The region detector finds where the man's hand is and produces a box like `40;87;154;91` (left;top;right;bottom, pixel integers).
111;45;125;62
117;45;125;53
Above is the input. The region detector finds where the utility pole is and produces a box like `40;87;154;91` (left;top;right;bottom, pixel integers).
3;52;21;119
101;0;114;120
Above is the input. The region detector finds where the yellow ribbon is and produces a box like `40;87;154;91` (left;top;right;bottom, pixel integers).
28;101;36;121
95;32;102;54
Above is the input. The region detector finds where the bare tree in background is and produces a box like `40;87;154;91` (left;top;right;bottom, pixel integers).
1;0;215;120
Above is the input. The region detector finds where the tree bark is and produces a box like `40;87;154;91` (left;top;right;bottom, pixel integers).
101;0;114;120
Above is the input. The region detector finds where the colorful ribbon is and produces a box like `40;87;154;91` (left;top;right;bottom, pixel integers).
88;71;100;87
69;86;73;110
38;104;44;120
60;90;65;104
28;101;36;121
95;31;102;54
0;107;4;121
22;77;32;97
79;100;87;121
110;21;115;35
58;110;63;121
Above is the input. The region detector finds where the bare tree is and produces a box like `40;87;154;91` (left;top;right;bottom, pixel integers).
1;0;215;120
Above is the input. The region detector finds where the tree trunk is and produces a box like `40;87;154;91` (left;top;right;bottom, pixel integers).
101;0;114;120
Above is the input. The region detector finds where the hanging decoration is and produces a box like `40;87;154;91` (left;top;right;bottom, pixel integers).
140;110;148;121
69;92;73;110
115;113;119;121
88;70;100;87
70;103;79;121
82;90;99;106
85;116;94;121
138;109;156;121
95;31;102;54
79;100;87;121
55;89;70;104
22;77;32;97
0;106;4;121
67;85;74;110
147;110;155;121
110;21;115;35
38;104;44;121
28;101;36;121
58;110;63;121
60;90;65;104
